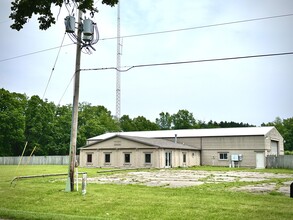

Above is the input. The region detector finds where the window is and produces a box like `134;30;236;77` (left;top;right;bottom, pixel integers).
145;153;151;163
219;152;228;160
124;153;131;163
182;153;186;163
87;154;92;163
105;153;111;163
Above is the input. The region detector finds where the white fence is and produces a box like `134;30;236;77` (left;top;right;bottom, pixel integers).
0;155;79;165
266;155;293;169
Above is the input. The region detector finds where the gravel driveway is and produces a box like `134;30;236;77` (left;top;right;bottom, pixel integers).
88;169;293;196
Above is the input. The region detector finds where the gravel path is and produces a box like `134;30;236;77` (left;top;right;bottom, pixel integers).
88;169;293;196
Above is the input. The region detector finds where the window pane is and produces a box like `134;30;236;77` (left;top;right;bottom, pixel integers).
105;154;110;163
219;153;228;160
87;154;92;163
145;154;151;163
124;154;130;163
183;153;186;163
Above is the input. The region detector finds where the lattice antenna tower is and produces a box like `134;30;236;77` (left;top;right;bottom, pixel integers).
116;1;122;120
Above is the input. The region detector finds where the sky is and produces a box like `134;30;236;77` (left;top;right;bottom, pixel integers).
0;0;293;126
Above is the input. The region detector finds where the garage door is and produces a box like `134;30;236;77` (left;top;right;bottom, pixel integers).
270;141;278;155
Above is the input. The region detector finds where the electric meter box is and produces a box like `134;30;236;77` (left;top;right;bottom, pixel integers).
83;19;93;36
231;154;239;161
65;16;75;33
238;154;243;161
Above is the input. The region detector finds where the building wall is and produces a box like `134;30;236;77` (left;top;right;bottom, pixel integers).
200;128;284;167
164;137;201;149
265;128;284;156
80;148;200;168
157;149;200;168
80;137;200;168
201;149;259;167
81;127;284;168
201;136;265;167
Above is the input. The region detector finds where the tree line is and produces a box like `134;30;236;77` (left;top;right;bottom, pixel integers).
0;88;292;156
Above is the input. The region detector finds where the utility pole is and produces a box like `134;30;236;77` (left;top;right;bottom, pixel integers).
65;9;82;192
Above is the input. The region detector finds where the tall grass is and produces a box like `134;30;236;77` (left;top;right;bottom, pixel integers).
0;165;292;220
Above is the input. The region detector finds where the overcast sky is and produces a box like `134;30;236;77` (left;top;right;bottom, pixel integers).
0;0;293;126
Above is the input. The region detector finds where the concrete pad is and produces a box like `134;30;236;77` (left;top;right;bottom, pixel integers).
89;169;293;196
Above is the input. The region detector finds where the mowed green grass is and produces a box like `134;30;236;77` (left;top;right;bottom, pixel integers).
0;165;293;220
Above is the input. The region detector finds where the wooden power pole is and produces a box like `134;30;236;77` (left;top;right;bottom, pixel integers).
65;9;82;192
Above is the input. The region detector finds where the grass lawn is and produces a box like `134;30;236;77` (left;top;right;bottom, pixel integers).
0;165;293;220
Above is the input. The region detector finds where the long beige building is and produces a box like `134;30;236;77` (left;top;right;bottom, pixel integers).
79;126;284;169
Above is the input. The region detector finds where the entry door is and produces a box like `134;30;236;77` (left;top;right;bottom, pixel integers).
165;152;172;168
256;152;265;169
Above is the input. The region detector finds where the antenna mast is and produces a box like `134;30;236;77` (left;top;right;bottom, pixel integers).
116;1;122;120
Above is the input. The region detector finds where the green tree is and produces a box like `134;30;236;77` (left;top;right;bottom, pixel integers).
25;95;56;155
10;0;118;31
133;116;160;131
156;112;172;130
282;118;293;151
219;121;254;128
78;103;120;147
52;104;72;155
171;109;198;129
119;115;136;131
119;115;160;131
0;89;27;156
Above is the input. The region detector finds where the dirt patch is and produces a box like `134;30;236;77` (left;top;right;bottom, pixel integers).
88;170;293;196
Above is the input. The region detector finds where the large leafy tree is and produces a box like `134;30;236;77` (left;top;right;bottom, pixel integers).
119;115;136;132
283;118;293;151
132;116;160;131
156;112;172;130
78;103;120;147
25;95;56;155
171;109;199;129
119;115;160;131
10;0;119;31
53;104;72;155
0;88;27;156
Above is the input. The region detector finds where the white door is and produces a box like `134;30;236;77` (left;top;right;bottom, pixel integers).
256;152;265;169
165;152;172;168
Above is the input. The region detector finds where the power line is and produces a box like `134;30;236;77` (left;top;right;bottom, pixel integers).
100;13;293;40
80;51;293;72
0;20;10;24
42;33;66;100
0;43;74;63
57;51;293;106
1;13;292;63
58;51;293;102
58;72;75;106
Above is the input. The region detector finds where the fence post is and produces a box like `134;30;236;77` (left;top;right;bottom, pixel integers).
82;173;87;195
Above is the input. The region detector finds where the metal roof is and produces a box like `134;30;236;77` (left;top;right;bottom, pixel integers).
81;134;197;150
88;126;275;141
119;135;196;150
